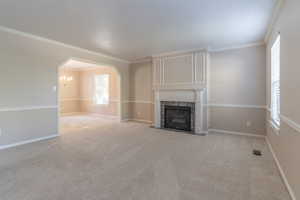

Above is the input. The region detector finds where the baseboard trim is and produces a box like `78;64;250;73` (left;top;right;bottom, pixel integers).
61;112;85;116
123;118;153;124
266;138;296;200
0;134;59;150
209;129;265;138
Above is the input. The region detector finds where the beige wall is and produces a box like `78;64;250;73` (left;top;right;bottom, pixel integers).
80;67;120;116
59;67;120;116
0;27;130;147
129;61;153;122
209;45;267;135
266;0;300;199
59;70;81;114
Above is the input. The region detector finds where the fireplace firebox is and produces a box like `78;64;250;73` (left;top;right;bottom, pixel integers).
164;106;191;131
160;101;195;133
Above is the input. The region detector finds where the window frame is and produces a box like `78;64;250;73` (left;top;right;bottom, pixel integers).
270;34;281;129
94;74;110;105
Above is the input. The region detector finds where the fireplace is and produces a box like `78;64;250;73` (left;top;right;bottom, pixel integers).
161;101;195;133
165;105;191;131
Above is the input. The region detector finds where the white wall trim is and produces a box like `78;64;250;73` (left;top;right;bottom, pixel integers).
266;138;296;200
209;42;265;53
124;100;154;104
152;48;206;58
264;0;285;43
207;104;267;109
0;105;58;112
0;25;129;64
281;115;300;134
129;119;153;124
0;134;59;150
131;58;153;64
209;129;265;138
61;112;85;116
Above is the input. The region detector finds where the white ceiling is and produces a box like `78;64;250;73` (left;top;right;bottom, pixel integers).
0;0;276;61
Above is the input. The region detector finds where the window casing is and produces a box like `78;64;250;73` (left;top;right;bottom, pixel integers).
271;35;280;127
94;74;109;105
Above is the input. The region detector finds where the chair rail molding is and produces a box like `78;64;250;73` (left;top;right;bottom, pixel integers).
207;103;267;109
281;115;300;134
0;105;58;112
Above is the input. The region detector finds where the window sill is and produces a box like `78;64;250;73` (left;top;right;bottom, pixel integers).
269;120;280;135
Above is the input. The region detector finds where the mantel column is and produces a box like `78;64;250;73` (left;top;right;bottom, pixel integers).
154;91;161;128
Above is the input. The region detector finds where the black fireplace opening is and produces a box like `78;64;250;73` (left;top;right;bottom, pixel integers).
164;105;191;131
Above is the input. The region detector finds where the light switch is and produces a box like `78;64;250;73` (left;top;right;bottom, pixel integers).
52;86;57;92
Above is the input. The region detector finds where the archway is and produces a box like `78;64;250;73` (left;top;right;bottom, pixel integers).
57;58;122;135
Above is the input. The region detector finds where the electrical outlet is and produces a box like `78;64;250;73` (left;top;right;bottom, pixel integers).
246;121;252;127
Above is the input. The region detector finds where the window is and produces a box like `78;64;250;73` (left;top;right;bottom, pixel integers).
94;74;109;105
271;35;280;127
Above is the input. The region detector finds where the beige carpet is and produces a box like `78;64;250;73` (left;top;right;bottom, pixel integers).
0;115;290;200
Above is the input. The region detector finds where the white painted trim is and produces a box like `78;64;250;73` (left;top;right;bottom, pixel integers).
266;138;296;200
60;98;81;101
209;42;265;53
0;105;58;112
131;58;152;64
61;112;85;116
207;104;267;109
124;100;154;104
269;120;280;135
129;119;153;124
0;134;59;150
152;48;206;58
60;98;120;103
209;129;265;138
0;25;129;64
281;115;300;134
264;0;285;43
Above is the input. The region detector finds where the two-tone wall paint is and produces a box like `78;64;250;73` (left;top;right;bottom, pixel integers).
265;0;300;199
59;67;120;116
130;45;267;137
209;45;267;136
0;27;130;148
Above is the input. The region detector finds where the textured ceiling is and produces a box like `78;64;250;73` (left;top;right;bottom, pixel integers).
0;0;276;61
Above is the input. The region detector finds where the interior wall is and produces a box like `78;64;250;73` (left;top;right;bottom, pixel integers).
266;0;300;199
80;67;120;116
129;61;153;123
209;45;267;136
0;27;130;147
59;69;81;114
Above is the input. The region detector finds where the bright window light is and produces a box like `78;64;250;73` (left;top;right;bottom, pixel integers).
94;74;109;105
271;35;280;127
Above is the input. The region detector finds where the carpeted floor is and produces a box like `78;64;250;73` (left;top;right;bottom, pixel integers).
0;115;290;200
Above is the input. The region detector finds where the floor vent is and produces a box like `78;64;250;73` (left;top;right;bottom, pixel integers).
253;149;262;156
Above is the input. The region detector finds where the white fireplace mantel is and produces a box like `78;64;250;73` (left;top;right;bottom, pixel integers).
154;88;208;135
152;50;209;135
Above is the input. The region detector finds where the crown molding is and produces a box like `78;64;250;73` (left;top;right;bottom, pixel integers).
130;57;153;64
152;48;207;58
0;25;130;64
264;0;285;43
209;42;265;53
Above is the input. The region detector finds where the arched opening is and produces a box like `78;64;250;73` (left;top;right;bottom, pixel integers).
57;58;122;135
